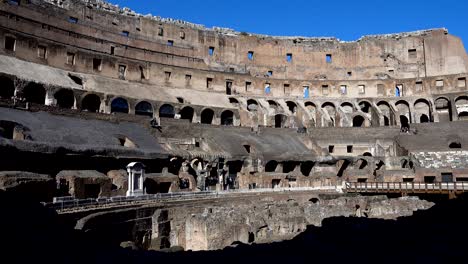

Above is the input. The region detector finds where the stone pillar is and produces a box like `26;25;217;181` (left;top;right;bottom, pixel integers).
45;88;55;106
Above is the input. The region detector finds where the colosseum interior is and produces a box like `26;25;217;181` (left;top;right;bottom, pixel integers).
2;0;468;257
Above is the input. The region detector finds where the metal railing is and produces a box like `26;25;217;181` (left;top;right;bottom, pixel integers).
345;182;468;193
43;186;341;211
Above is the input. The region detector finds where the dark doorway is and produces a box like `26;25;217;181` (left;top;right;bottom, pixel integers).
0;76;15;99
23;83;46;105
159;104;175;118
221;110;234;126
111;97;129;114
81;94;101;112
135;101;153;117
442;173;453;183
54;89;75;109
84;184;100;198
201;109;214;124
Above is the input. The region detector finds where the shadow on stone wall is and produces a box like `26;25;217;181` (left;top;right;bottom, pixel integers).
1;190;468;264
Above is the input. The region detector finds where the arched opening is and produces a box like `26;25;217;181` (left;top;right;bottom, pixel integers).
54;89;74;109
341;102;354;113
353;115;365;127
455;96;468;121
286;101;297;114
300;161;314;176
357;159;368;170
23;83;46;105
159;104;175;118
358;101;371;113
229;97;239;106
435;97;452;122
322;102;336;127
396;100;411;124
265;160;278;172
179;107;194;122
81;94;101;113
420;114;429;123
414;99;432;123
459;112;468;121
449;142;462;149
200;109;214;124
221;110;234;126
383;116;389;126
268;100;279;111
363;152;372;157
0;76;15;99
135;101;153;117
247;99;258;112
275;114;287;128
110;97;129;114
400;115;409;130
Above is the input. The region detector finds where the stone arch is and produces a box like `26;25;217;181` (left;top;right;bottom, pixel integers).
286;101;297;114
414;98;432;123
229;97;239;106
0;76;15;99
135;101;153;117
111;97;129;114
396;100;411;124
54;89;75;109
455;96;468;121
352;115;366;127
377;101;392;126
81;94;101;113
340;102;354;113
159;104;175;118
358;100;372;113
200;108;215;124
435;97;452;122
23;82;46;105
247;99;259;112
265;160;278;172
274;114;287;128
268;100;279;111
300;161;315;176
321;102;336;127
221;110;234;126
179;106;194;122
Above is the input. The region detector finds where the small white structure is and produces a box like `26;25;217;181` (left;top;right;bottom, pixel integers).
126;162;145;197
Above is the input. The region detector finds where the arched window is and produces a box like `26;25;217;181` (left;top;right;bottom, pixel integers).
353;116;365;127
247;99;258;112
179;107;194;122
54;89;74;109
221;110;234;126
359;101;371;113
111;97;129;114
159;104;175;118
0;76;15;99
81;94;101;113
265;160;278;172
286;101;297;114
200;108;214;124
23;83;46;105
135;101;153;117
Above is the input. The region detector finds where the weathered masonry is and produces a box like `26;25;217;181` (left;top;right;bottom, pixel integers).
1;0;468;201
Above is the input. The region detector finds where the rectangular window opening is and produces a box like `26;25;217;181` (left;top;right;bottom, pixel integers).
158;27;164;36
408;49;417;59
207;77;213;89
458;77;466;88
139;66;146;80
267;71;273;77
68;17;78;24
245;81;252;92
340;85;347;95
118;64;126;80
226;81;233;95
167;40;174;46
121;31;130;37
415;81;423;91
208;46;215;56
37;45;47;59
4;36;16;51
286;53;293;62
66;52;75;65
347;71;352;77
347;145;353;153
284;84;290;95
185;74;192;85
322;85;329;95
328;145;334;153
326;54;332;63
248;51;254;60
358;85;366;94
164;71;171;81
436;80;444;87
110;46;115;55
93;58;102;71
180;31;185;39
